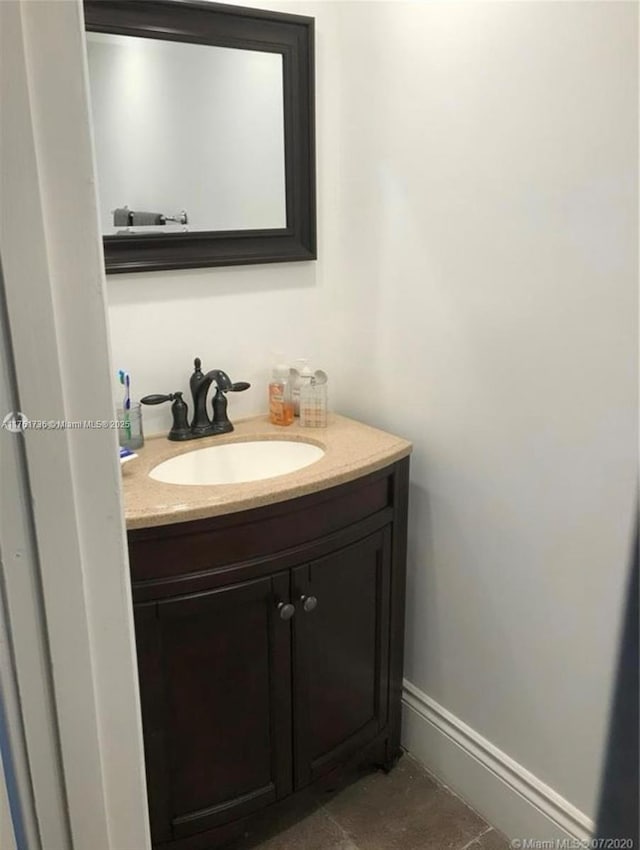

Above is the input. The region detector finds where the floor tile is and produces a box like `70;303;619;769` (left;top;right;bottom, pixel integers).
255;808;358;850
324;755;489;850
466;828;512;850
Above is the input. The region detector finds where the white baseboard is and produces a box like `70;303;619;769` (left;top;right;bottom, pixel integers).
401;679;594;843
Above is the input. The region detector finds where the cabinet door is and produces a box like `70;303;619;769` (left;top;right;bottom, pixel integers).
292;529;391;788
134;572;292;843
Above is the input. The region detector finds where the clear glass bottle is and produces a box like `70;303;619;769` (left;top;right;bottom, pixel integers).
299;377;327;428
291;359;314;417
269;365;294;426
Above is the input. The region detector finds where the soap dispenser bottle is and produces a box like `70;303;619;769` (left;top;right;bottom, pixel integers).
269;365;294;426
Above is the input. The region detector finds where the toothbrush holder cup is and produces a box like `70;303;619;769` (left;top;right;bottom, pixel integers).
117;402;144;450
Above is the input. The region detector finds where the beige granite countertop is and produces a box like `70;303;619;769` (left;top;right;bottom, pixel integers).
121;413;412;530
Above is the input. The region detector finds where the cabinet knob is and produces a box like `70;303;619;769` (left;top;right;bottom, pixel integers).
277;602;295;621
301;595;318;613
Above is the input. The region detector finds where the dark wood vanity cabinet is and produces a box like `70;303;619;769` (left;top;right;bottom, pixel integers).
128;458;409;850
291;530;392;790
135;573;293;843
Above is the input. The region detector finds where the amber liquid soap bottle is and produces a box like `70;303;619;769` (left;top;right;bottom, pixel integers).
269;365;294;426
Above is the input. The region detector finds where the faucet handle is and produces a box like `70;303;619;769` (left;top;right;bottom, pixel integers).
140;394;174;405
141;393;191;441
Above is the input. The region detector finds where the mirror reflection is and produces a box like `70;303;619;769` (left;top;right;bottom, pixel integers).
86;32;287;234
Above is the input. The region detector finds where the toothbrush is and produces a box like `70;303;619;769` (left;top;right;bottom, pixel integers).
119;369;131;441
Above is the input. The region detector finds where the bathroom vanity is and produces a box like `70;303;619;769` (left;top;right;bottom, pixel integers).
123;415;411;849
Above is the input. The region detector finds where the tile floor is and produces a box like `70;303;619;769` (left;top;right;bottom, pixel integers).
251;755;510;850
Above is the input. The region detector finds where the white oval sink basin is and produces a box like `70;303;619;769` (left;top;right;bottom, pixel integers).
149;440;325;486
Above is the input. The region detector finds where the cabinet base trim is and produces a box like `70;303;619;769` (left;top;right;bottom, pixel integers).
156;736;390;850
401;679;593;843
172;783;276;837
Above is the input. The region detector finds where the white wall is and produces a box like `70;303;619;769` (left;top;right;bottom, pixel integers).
320;0;637;826
106;0;339;438
106;0;637;837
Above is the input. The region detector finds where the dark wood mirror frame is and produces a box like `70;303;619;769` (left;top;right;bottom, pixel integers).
84;0;316;274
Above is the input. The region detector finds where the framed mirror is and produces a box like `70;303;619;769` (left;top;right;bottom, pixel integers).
83;0;316;274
